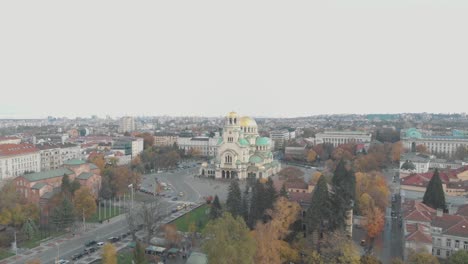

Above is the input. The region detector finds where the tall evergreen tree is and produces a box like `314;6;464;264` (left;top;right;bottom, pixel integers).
330;160;356;230
306;175;331;237
210;195;223;220
61;174;72;197
226;180;242;217
423;169;446;210
279;183;288;198
265;177;277;210
241;185;250;224
248;180;266;228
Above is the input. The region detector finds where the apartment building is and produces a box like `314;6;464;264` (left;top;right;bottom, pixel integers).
0;144;40;180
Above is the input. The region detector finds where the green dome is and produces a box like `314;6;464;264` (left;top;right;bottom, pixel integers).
406;128;422;139
249;155;263;164
217;138;223;145
256;137;270;146
238;138;250;146
236;160;241;165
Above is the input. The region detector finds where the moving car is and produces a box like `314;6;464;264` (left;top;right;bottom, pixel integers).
97;242;105;246
85;240;97;247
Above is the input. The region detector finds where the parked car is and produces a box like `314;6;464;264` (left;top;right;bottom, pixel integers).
179;192;184;197
72;253;83;260
108;237;120;243
57;260;69;264
97;242;105;246
85;240;97;247
172;197;178;201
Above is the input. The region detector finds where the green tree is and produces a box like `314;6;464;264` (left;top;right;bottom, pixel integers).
226;180;242;217
202;212;256;264
422;169;446;210
401;160;416;171
133;241;147;264
279;183;288;198
407;250;439;264
330;160;355;230
51;198;75;230
448;250;468;264
306;175;331;236
241;186;250;224
61;174;72;197
248;180;266;228
210;195;222;220
265;177;277;210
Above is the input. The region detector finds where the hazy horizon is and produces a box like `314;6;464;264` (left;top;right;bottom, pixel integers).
1;0;467;119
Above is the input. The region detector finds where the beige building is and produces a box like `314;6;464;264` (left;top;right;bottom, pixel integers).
0;144;41;180
314;131;372;147
119;116;136;133
201;112;280;180
0;136;21;145
37;143;83;171
402;128;468;157
154;133;178;146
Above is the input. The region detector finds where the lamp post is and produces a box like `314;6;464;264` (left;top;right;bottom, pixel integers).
128;184;134;209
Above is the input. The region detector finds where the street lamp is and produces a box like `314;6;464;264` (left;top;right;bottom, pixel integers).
128;183;134;209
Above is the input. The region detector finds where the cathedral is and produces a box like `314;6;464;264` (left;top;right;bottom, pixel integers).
200;112;280;180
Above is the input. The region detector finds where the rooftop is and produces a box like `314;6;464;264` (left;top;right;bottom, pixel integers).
0;143;39;157
23;168;74;182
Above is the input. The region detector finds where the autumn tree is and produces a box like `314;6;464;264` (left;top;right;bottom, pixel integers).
164;224;181;248
422;169;446;210
361;255;382;264
136;132;155;149
310;171;322;185
202;213;256;264
355;171;389;213
453;145;468;161
253;197;300;264
89;153;106;172
447;249;468;264
102;243;117;264
416;144;428;154
73;187;97;220
391;141;403;164
307;149;317;163
319;232;360;264
139;199;166;243
210;195;222;220
364;206;385;239
407;250;439;264
226;180;242;217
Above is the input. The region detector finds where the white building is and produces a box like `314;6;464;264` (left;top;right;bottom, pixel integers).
0;144;41;180
112;137;144;159
36;143;83;171
313;131;372;147
402;128;468;157
270;130;290;150
201;112;281;180
0;136;21;145
177;134;219;157
119;116;136;133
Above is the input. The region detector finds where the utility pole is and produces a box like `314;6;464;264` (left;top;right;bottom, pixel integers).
82;208;86;231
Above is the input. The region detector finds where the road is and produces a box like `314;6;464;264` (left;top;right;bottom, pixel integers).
9;163;206;264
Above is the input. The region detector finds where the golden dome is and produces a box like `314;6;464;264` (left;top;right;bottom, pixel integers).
227;112;238;118
240;116;257;127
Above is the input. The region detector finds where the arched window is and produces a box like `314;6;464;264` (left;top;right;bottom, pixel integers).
234;118;237;124
229;118;232;124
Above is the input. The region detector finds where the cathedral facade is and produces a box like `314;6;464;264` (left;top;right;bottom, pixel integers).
200;112;280;180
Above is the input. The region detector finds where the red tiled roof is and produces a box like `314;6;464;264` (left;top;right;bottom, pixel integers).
456;204;468;217
405;223;432;244
0;136;20;141
286;181;309;190
288;192;312;204
432;214;465;230
402;200;435;223
0;144;39;157
402;167;468;187
445;218;468;238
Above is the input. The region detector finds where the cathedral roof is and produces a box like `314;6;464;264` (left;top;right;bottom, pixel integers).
227;112;238;118
256;137;270;146
249;155;264;164
240;116;257;127
217;138;223;145
238;138;250;146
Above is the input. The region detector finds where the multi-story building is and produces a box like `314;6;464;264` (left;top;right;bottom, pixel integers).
37;143;82;171
400;153;467;175
313;131;372;147
402;128;468;157
269;130;290;150
112;137;144;158
14;159;101;206
119;116;135;133
0;136;21;145
0;144;40;180
154;133;178;147
178;134;220;157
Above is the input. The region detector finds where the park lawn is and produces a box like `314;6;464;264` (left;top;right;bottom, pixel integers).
88;205;123;223
173;204;210;232
19;230;67;249
0;248;14;260
117;251;133;264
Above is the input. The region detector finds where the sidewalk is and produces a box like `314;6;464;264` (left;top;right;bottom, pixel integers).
0;214;126;264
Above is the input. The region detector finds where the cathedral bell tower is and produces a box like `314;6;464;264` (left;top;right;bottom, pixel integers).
224;112;240;144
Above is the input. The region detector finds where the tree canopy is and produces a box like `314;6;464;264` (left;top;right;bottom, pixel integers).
422;169;446;210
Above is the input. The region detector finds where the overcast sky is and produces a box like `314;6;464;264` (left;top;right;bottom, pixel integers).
1;0;467;119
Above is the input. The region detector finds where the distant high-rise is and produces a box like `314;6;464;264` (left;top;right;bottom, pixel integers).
119;116;135;133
